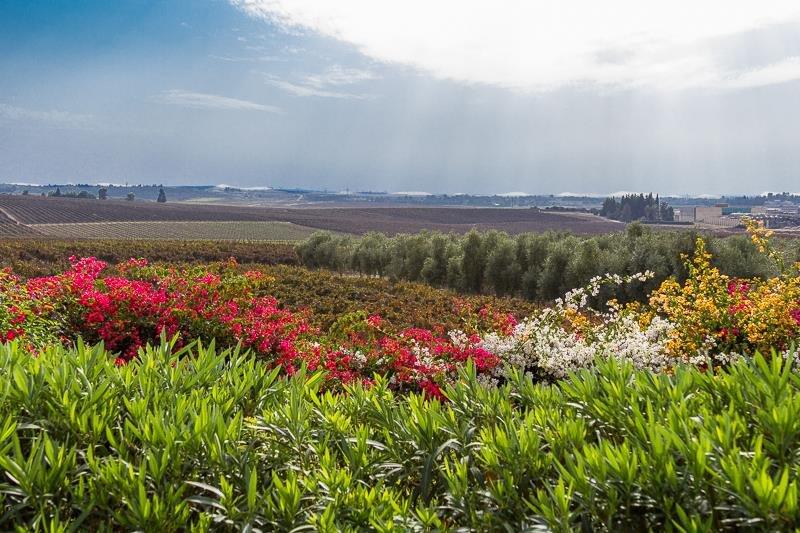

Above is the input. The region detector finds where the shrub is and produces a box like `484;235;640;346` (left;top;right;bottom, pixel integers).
650;235;800;360
1;341;799;530
295;227;800;303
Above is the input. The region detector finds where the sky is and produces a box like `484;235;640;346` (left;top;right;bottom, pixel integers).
0;0;799;195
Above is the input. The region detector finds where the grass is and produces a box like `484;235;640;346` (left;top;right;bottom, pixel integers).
1;339;799;530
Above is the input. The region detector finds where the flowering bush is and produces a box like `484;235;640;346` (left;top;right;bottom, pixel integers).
23;256;310;362
649;230;800;362
3;217;800;395
474;220;800;380
477;271;673;381
0;257;507;395
294;311;502;398
0;268;61;347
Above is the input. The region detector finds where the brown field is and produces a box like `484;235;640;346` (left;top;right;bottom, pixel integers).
0;195;626;237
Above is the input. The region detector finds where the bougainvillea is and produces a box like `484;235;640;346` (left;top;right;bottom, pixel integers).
3;216;800;397
1;257;506;395
22;256;310;362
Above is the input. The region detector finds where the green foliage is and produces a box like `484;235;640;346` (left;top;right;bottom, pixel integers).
297;227;799;303
2;340;800;530
601;193;674;222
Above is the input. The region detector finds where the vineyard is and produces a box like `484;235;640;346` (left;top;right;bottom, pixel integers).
0;196;278;224
0;208;44;238
0;195;626;237
30;221;318;241
0;240;536;330
0;223;43;238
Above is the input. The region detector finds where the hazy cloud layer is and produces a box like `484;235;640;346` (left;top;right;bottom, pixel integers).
232;0;800;91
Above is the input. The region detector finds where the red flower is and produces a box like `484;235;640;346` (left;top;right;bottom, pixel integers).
366;314;383;328
2;256;513;398
420;380;445;401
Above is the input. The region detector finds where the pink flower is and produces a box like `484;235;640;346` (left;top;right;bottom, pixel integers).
727;280;750;296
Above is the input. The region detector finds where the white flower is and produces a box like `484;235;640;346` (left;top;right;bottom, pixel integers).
353;350;367;368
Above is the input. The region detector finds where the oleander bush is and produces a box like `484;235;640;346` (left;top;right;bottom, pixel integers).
1;340;800;530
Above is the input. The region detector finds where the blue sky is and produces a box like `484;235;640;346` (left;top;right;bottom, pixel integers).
1;1;799;195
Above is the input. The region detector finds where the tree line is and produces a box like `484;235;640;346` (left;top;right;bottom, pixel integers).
600;193;674;222
295;225;796;303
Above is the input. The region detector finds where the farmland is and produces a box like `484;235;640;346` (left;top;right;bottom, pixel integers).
0;222;43;238
30;221;318;241
0;195;625;238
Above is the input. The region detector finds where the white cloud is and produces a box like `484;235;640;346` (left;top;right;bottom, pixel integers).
231;0;800;91
264;78;366;98
209;54;285;63
0;103;94;129
304;65;377;87
264;65;377;98
153;90;283;112
721;56;800;89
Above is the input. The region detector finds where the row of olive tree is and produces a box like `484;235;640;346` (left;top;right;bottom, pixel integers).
295;224;793;303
